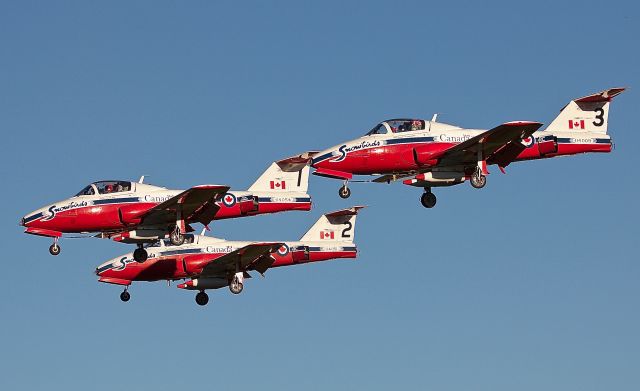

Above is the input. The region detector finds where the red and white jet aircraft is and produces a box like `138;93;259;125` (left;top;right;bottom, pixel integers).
300;88;625;208
21;161;312;261
95;206;363;305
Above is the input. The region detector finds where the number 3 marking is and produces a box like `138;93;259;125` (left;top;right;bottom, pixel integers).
341;221;352;238
593;108;604;127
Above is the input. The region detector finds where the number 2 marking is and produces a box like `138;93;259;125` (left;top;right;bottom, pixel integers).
341;221;352;238
593;108;604;127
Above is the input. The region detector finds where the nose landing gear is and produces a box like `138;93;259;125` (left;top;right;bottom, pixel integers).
339;181;351;199
48;237;61;256
120;288;130;302
49;241;61;256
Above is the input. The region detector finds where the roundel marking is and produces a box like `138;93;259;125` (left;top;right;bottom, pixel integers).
522;136;535;148
277;244;289;256
222;193;237;207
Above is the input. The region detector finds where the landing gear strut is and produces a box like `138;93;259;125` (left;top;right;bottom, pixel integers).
49;239;61;256
170;226;185;246
133;245;148;263
120;288;130;302
420;188;437;208
338;181;351;199
195;290;209;306
470;168;487;189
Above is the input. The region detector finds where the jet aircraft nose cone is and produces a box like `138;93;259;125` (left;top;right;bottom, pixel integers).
20;215;31;227
95;263;111;276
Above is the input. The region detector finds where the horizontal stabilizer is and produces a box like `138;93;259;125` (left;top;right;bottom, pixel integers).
574;87;626;103
325;206;366;217
276;151;319;172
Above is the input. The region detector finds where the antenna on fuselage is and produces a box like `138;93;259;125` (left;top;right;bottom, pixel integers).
431;113;439;122
138;175;146;184
200;227;207;236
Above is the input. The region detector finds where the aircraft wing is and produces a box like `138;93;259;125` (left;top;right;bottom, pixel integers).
199;242;284;278
371;122;542;183
437;121;543;168
139;185;230;227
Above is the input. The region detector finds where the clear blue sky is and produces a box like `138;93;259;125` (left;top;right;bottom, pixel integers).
1;1;638;390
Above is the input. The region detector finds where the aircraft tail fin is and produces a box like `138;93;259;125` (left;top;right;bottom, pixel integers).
248;161;310;193
300;206;364;242
544;87;626;134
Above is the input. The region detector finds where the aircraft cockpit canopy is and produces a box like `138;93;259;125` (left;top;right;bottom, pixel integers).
365;119;426;135
75;181;132;196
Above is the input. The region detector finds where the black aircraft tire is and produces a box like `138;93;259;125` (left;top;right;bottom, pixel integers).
133;248;148;263
338;186;351;199
470;174;487;189
120;291;131;302
49;243;61;256
195;291;209;306
170;230;185;246
420;192;437;208
229;281;244;295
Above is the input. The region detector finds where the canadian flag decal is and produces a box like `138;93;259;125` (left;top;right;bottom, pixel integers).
270;180;286;190
568;119;585;130
320;230;334;240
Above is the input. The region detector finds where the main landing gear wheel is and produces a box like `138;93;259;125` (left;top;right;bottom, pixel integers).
420;191;437;208
170;227;185;246
133;247;148;263
49;243;61;256
229;278;244;295
120;290;130;302
470;171;487;189
195;291;209;306
339;185;351;199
